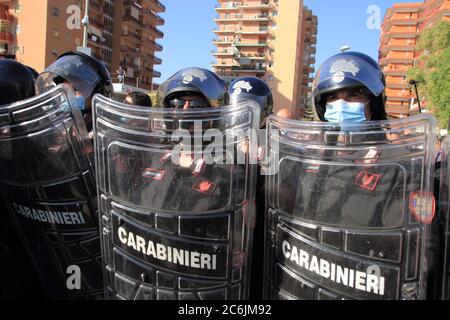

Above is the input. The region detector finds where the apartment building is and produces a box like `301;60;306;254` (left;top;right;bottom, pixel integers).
0;0;165;90
379;0;450;118
212;0;317;117
111;0;165;90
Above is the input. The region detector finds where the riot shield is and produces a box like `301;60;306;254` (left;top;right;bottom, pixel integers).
263;115;436;300
0;85;103;299
439;137;450;300
93;95;260;300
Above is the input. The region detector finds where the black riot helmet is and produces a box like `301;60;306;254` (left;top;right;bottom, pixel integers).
229;76;273;128
0;59;36;106
312;51;387;121
156;67;229;108
26;66;39;80
35;51;113;98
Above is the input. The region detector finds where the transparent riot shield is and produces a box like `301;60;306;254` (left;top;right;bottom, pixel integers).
439;137;450;300
93;95;260;300
0;85;103;299
263;115;436;300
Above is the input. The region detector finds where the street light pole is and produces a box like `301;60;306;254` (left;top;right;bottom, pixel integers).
409;79;422;114
82;0;90;48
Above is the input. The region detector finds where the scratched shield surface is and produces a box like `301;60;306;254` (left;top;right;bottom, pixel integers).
0;85;103;299
93;95;260;300
263;115;436;300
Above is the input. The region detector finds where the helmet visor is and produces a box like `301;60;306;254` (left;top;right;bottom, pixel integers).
35;55;101;97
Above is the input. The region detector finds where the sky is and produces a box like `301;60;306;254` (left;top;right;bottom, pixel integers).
156;0;420;83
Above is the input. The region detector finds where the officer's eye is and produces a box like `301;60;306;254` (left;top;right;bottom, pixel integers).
326;94;338;103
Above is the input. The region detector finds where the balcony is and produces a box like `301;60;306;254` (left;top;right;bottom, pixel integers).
383;68;408;76
90;0;102;13
0;9;13;23
386;80;410;89
385;19;418;26
381;45;416;54
154;42;163;51
88;34;103;47
214;14;242;22
212;50;235;56
238;2;273;10
214;3;240;11
213;29;236;34
381;55;415;64
211;61;236;69
305;35;317;45
214;13;270;22
123;30;142;41
148;0;165;13
241;14;270;22
213;38;234;44
386;96;411;103
386;105;410;117
0;31;13;43
154;56;162;65
120;46;143;61
303;66;315;74
232;65;267;74
235;28;269;35
148;25;164;38
123;11;143;26
153;70;161;78
90;16;104;28
234;42;268;47
144;9;165;25
381;31;418;40
235;53;267;61
141;39;163;52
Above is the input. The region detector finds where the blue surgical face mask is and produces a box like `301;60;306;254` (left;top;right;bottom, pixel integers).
324;99;368;123
72;96;86;112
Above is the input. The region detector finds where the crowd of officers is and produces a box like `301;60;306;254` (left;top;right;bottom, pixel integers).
0;50;448;300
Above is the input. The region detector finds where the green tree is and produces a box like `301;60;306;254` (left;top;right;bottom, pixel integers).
407;20;450;128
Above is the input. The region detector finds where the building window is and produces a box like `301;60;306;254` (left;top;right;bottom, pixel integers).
15;45;24;54
268;75;274;81
15;5;22;13
15;25;21;34
53;29;59;37
75;38;81;46
52;7;60;17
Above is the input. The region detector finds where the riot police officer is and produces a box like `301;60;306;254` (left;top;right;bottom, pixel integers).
263;52;436;300
0;59;43;299
35;51;113;132
116;67;232;213
229;76;274;300
229;76;273;129
0;57;104;300
96;68;259;300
